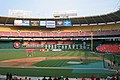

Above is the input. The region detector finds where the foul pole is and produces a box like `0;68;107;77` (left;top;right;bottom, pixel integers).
91;32;93;51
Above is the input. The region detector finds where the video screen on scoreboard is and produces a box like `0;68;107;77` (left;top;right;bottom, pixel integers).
14;20;30;26
31;21;39;26
46;21;56;28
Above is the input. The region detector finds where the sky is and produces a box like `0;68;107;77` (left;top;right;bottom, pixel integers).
0;0;120;18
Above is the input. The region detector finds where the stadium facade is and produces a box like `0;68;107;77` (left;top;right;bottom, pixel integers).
0;10;120;53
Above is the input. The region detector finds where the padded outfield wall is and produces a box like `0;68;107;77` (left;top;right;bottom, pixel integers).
0;40;104;51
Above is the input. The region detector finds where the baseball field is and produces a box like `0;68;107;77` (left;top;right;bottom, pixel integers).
0;49;119;78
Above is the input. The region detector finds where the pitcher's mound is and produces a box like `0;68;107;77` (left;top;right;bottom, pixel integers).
67;61;83;64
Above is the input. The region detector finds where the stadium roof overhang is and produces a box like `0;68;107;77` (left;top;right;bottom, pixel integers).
0;10;120;25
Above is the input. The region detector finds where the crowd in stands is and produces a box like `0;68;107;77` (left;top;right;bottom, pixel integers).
0;72;119;80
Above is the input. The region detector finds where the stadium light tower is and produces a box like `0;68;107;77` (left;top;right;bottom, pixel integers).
53;10;77;18
8;9;32;18
118;6;120;10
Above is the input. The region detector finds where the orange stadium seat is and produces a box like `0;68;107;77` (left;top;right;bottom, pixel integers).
111;24;120;30
91;25;102;31
101;24;112;31
81;26;92;31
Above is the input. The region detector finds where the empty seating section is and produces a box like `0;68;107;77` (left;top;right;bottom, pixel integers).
97;44;120;53
33;32;40;37
45;32;52;37
94;30;120;36
91;26;102;31
66;32;71;36
71;32;78;36
60;27;81;32
0;26;14;32
59;32;65;37
11;32;19;37
19;32;27;37
81;26;92;31
3;32;11;37
0;30;119;37
101;24;120;31
0;32;3;36
41;32;47;37
0;24;120;37
111;24;120;30
52;32;59;37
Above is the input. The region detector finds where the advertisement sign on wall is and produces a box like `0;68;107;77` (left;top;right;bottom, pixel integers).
63;20;72;26
31;21;39;26
14;20;30;26
56;20;63;26
46;21;56;28
40;21;46;26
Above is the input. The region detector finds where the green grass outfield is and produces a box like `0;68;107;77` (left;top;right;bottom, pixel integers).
0;67;117;78
0;49;99;61
0;49;119;78
33;59;101;67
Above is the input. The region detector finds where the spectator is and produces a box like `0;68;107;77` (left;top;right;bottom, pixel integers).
42;76;47;80
19;78;22;80
9;73;12;80
116;69;119;74
82;77;85;80
106;75;112;80
96;76;100;80
111;75;116;80
53;77;58;80
13;74;17;80
58;76;64;80
25;77;27;80
29;78;31;80
91;75;94;80
48;76;52;80
65;77;69;80
6;72;9;80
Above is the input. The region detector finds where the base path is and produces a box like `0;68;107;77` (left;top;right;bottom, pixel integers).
0;57;46;68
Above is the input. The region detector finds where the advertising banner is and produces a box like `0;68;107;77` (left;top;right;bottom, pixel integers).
14;20;22;26
56;20;63;26
22;20;30;26
40;21;46;26
31;21;39;26
63;20;72;26
14;20;30;26
46;21;56;28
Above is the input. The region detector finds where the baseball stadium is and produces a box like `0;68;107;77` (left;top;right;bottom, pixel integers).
0;0;120;80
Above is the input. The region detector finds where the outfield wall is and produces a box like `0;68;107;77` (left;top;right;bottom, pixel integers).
0;40;104;51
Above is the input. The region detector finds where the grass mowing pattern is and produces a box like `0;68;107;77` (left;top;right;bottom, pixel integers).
0;49;99;61
33;59;101;67
0;49;119;78
0;67;116;78
0;49;27;61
